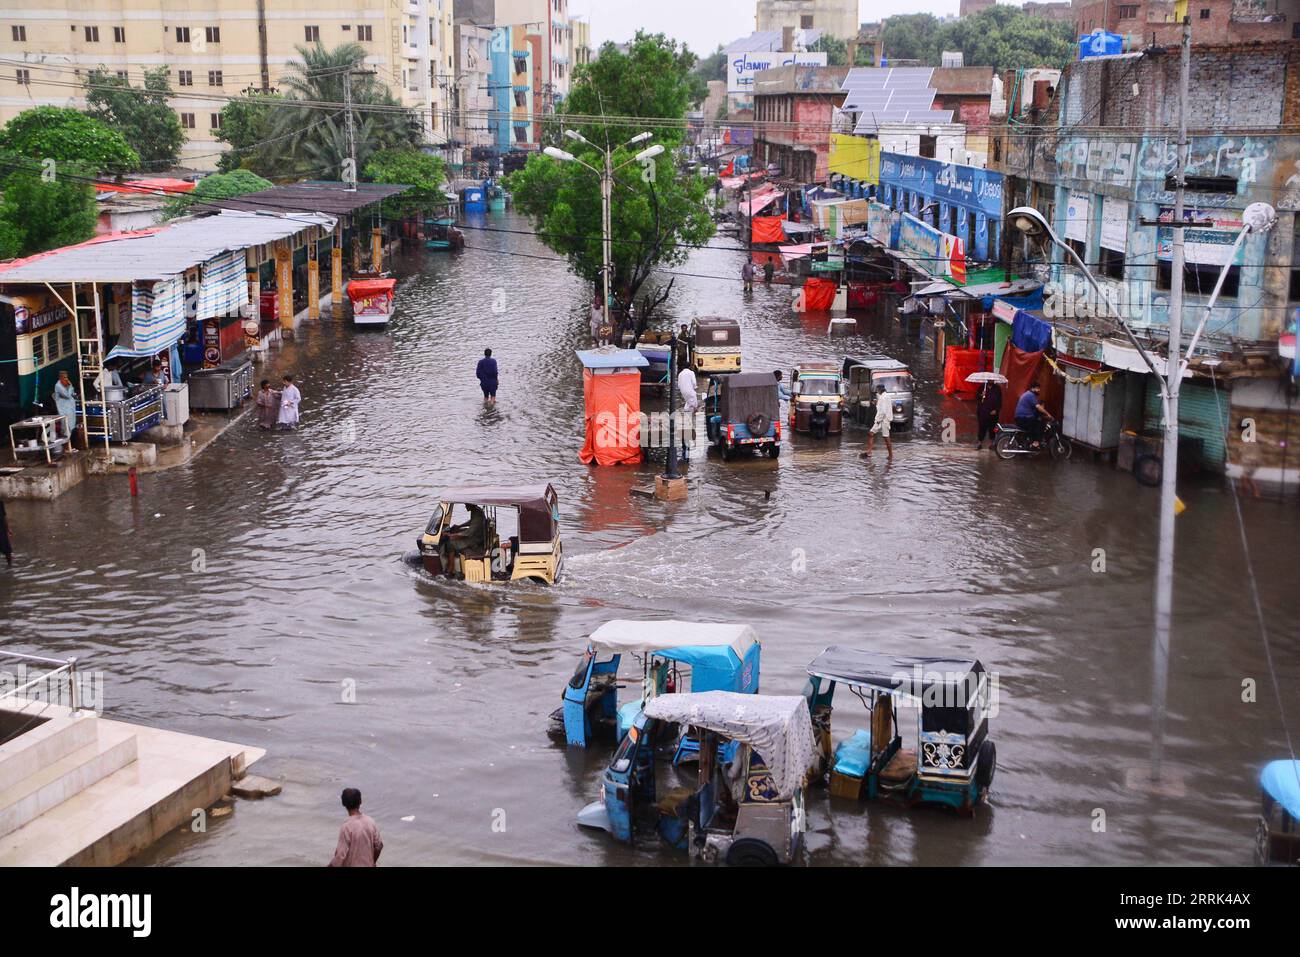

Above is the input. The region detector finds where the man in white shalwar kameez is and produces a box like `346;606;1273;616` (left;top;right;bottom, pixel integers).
277;374;301;429
676;366;699;455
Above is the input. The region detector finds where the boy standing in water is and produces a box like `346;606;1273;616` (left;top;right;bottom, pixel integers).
476;348;498;404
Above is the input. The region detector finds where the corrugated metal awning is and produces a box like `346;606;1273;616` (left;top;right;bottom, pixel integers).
0;210;336;284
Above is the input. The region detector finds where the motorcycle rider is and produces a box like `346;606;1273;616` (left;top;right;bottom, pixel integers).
1014;383;1053;449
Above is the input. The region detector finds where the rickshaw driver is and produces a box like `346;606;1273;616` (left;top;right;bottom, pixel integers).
444;504;489;562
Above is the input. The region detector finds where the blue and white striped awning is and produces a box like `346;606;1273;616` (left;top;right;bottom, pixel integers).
108;277;187;360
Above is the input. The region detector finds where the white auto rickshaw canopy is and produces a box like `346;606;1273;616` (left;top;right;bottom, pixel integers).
587;620;758;659
643;691;818;800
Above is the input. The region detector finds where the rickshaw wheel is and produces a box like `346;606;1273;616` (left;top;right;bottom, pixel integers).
720;444;733;462
766;443;780;458
726;838;779;867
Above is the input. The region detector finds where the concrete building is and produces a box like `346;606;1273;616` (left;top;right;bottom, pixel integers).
752;64;850;183
1020;1;1077;22
960;0;997;16
572;15;592;69
454;22;497;157
0;1;456;170
992;40;1300;478
755;0;859;39
1073;0;1299;43
494;0;576;107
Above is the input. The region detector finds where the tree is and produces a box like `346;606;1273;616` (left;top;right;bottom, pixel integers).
84;67;185;169
214;90;283;175
692;45;728;83
270;43;419;180
0;107;139;174
162;169;273;220
878;8;1075;73
509;32;716;344
0;156;98;256
364;148;445;217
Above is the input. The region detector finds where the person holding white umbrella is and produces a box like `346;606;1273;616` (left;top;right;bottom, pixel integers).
968;372;1008;450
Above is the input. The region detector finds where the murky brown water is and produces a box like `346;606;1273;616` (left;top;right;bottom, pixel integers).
2;210;1297;866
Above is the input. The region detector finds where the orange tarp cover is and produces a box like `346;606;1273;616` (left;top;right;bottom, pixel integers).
347;278;396;300
800;277;838;311
751;216;787;244
941;347;991;399
579;369;643;466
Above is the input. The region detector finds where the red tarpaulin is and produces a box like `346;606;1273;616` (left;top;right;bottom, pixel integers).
800;278;837;311
998;345;1064;422
751;215;786;244
847;283;878;310
579;369;643;466
941;347;992;399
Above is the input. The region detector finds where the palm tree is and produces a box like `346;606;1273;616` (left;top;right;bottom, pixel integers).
271;43;419;180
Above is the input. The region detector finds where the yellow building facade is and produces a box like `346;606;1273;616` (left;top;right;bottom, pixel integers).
0;1;454;170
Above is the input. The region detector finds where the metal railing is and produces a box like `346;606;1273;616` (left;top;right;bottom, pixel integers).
0;650;82;712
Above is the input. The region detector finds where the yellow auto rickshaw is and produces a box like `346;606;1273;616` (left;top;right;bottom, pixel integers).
416;484;563;585
690;317;742;375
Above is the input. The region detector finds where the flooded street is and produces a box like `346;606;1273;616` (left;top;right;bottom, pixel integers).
3;210;1297;866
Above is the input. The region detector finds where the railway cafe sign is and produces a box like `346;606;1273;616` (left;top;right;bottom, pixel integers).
878;153;1003;260
727;51;828;94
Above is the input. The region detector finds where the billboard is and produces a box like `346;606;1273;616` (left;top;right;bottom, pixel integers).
727;51;828;94
828;134;881;185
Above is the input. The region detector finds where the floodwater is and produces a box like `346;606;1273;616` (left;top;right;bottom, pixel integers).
2;210;1297;867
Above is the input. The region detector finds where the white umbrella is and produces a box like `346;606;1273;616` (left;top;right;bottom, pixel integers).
966;372;1008;385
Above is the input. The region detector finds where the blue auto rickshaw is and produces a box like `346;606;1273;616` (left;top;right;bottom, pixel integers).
705;372;781;460
805;647;997;815
1257;760;1300;865
551;620;761;751
577;691;819;865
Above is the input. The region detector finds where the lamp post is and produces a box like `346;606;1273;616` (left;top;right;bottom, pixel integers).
1009;199;1276;787
544;130;664;341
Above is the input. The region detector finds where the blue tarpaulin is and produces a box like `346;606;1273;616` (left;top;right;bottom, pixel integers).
1261;760;1300;819
985;287;1044;313
1010;309;1053;353
575;348;648;370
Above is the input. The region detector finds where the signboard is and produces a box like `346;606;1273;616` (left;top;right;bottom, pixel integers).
13;299;71;336
867;202;894;247
727;51;827;94
828;134;881;185
1065;192;1090;243
1100;197;1128;252
898;214;942;267
1078;30;1125;60
1156;207;1245;266
879;152;1003;219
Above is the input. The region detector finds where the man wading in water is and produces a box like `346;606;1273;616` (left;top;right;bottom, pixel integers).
329;787;383;867
477;348;498;405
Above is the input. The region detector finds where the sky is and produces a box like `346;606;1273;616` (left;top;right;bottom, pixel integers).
568;0;970;55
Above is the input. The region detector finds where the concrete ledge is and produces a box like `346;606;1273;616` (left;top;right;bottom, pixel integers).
139;422;186;447
0;452;88;500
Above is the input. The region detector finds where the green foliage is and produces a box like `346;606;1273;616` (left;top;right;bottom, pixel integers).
162;169;273;220
363;148;446;217
270;43;420;180
881;8;1075;72
215;90;284;175
84;67;185;170
692;46;728;83
0;156;98;256
509;33;716;334
0;107;139;174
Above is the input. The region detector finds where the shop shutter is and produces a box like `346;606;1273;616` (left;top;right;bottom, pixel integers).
1143;376;1230;471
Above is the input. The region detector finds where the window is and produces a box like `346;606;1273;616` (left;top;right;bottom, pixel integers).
1099;246;1124;280
801;15;814;28
1118;5;1138;18
205;26;220;43
210;112;222;129
357;25;373;41
11;25;26;42
1067;237;1086;262
1157;260;1239;298
208;70;222;86
84;26;99;42
175;26;191;43
31;332;44;366
513;57;527;75
179;112;196;129
919;135;936;159
513;125;527;143
116;70;128;80
60;323;73;356
514;90;526;107
178;69;192;86
1199;8;1211;18
113;26;125;43
304;25;320;42
16;68;30;85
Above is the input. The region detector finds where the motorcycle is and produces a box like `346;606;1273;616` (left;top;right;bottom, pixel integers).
994;419;1072;461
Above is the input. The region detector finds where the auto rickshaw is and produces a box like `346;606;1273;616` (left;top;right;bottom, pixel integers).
690;317;742;375
705;372;781;460
577;691;819;866
1256;760;1300;865
423;217;464;250
551;620;761;750
804;647;996;815
415;484;562;585
789;361;844;437
842;355;914;430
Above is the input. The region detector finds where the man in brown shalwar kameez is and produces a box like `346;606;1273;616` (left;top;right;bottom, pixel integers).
328;787;384;867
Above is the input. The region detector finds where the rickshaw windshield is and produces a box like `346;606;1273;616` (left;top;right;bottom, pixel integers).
568;649;595;689
611;726;639;774
424;505;446;535
876;374;911;393
797;377;840;396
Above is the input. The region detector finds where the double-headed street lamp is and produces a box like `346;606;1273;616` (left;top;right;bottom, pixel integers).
1009;200;1276;785
544;129;665;334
